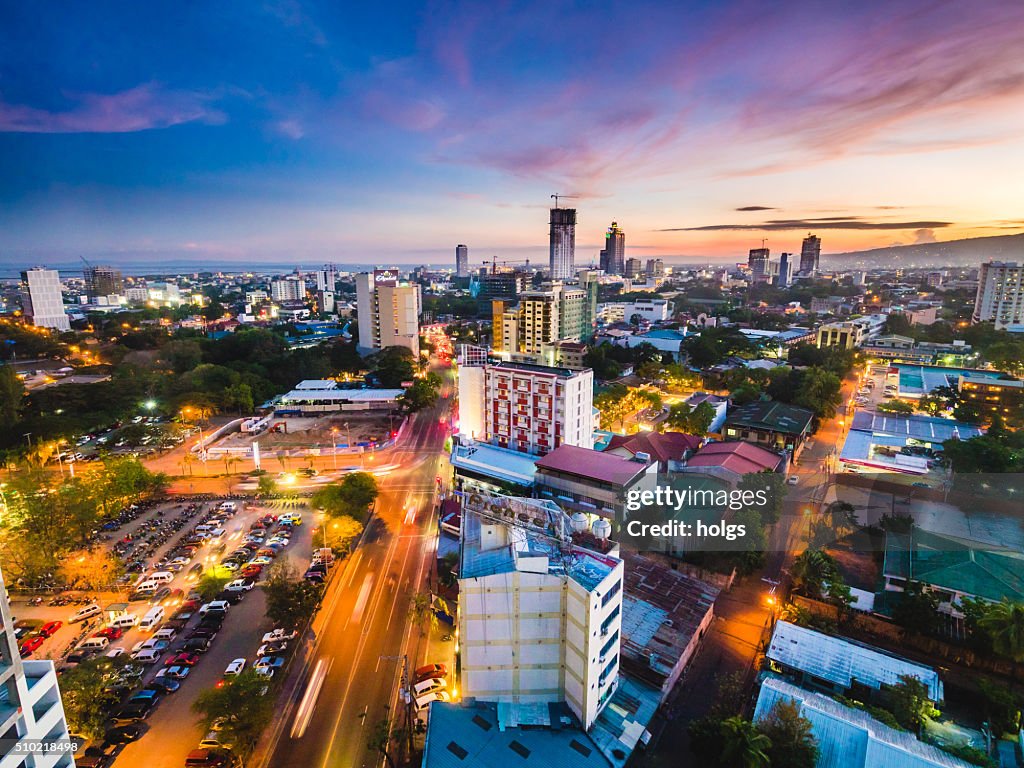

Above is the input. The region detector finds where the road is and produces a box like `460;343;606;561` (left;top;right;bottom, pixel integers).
262;370;453;768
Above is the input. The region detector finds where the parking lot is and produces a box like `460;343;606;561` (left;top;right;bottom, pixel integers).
9;496;317;767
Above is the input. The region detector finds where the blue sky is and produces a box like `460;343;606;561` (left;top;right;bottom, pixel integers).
2;0;1023;266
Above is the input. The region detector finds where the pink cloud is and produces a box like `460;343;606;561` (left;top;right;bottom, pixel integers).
361;90;445;132
0;83;225;134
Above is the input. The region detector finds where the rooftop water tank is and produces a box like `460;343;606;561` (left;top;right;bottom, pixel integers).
592;519;612;540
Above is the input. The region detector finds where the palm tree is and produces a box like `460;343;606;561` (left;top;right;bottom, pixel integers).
791;549;838;599
980;599;1024;687
720;716;771;768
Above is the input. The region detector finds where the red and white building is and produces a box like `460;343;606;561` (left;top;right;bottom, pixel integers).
458;360;593;456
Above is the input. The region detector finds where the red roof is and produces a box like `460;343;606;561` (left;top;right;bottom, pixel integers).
605;431;702;465
535;444;650;486
685;441;783;475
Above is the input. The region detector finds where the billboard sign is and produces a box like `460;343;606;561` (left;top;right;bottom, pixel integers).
374;269;398;287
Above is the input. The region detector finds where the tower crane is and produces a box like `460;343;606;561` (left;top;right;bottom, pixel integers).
550;193;579;208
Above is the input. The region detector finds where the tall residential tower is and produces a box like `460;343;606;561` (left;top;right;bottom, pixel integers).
799;234;821;275
599;221;625;275
19;268;69;331
973;261;1024;329
455;244;469;277
549;207;577;280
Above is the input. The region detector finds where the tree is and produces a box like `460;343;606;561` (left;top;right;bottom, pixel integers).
759;699;818;768
877;400;915;415
197;573;231;601
192;669;275;757
980;599;1024;683
59;656;131;739
371;347;417;388
791;549;839;599
223;382;254;414
257;474;277;497
311;472;378;523
0;363;24;429
810;500;858;547
665;401;715;436
368;717;405;768
401;377;439;412
793;367;842;420
58;547;122;590
408;591;438;636
892;581;940;636
886;675;934;733
720;716;771;768
738;471;787;525
263;560;321;630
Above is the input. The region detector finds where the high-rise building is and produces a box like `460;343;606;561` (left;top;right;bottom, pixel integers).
19;268;69;331
645;258;665;278
314;265;337;293
599;221;625;275
457;360;594;455
457;496;623;730
578;270;601;342
747;247;771;283
0;566;75;767
624;258;643;279
497;285;588;357
973;261;1024;329
355;270;422;354
799;234;821;275
83;264;124;299
476;272;523;314
549;207;577;280
271;278;306;302
777;253;793;287
455;244;469;277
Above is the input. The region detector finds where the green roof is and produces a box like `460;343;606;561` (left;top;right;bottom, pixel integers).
884;529;1024;603
724;400;814;436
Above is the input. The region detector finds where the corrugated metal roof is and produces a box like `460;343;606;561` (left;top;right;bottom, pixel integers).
767;622;943;701
754;677;973;768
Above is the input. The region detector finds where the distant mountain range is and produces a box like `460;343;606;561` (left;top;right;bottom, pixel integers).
823;233;1024;270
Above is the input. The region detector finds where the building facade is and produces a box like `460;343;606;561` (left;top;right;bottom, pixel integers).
355;270;422;354
83;264;124;299
973;261;1024;329
1;567;75;768
549;207;577;280
599;222;625;275
799;234;821;275
271;278;306;302
747;247;771;283
455;244;469;277
19;268;69;331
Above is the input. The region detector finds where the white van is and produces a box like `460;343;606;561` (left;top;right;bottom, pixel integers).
69;604;102;624
208;528;225;544
415;691;451;711
80;636;110;652
140;607;165;631
413;678;447;697
135;580;159;593
132;649;161;664
147;571;174;584
110;614;138;630
153;627;177;642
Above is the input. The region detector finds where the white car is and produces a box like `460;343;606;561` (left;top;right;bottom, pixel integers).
199;601;230;615
224;658;246;677
262;629;298;644
106;646;127;658
225;579;254;592
786;476;799;485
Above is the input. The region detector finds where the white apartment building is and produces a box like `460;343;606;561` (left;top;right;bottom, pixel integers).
355;270;422;355
458;494;623;730
816;315;885;349
0;568;75;768
973;261;1024;329
19;269;69;331
271;278;306;302
623;298;669;323
458;361;594;456
496;285;587;357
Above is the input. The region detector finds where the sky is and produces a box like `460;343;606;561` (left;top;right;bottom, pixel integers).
1;0;1023;267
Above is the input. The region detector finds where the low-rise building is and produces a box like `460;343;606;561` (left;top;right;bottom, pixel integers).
275;380;403;414
815;315;885;349
957;372;1023;420
839;411;983;475
534;444;658;527
680;440;786;485
451;440;538;497
723;401;814;459
604;431;702;472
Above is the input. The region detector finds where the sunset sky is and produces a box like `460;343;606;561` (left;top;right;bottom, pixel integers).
2;0;1023;266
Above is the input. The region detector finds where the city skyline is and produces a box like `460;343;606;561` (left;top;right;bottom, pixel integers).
2;1;1023;266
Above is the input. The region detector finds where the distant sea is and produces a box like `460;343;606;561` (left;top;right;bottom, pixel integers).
0;260;428;280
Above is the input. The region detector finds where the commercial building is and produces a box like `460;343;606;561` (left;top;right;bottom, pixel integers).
314;266;337;293
355;270;422;355
747;247;771;283
957;371;1023;419
457;361;594;456
492;285;588;360
271;277;306;302
815;316;885;349
83;264;124;299
458;495;624;731
549;207;577;280
276;380;404;414
599;222;625;276
799;233;821;275
0;567;75;768
973;261;1024;329
645;259;665;279
838;410;982;475
860;336;974;366
455;244;469;277
888;363;1008;399
776;252;793;287
534;444;657;526
723;400;814;459
624;258;643;280
19;268;69;331
623;299;670;323
451;440;538;497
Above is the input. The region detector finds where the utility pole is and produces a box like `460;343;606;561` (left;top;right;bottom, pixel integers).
379;654;414;755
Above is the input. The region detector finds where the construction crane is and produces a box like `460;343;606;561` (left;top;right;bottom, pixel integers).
550;193;579;208
485;257;533;275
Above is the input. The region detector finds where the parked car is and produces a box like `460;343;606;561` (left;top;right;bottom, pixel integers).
262;629;298;644
199;601;230;616
256;642;289;657
165;651;200;667
183;637;211;653
39;620;63;638
224;658;246;677
95;627;124;641
20;636;44;657
156;665;191;681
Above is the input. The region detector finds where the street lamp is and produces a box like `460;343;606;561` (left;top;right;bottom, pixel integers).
330;427;338;470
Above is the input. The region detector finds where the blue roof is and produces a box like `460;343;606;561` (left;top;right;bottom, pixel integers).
450;443;537;487
423;701;610;768
641;329;687;340
849;411;983;442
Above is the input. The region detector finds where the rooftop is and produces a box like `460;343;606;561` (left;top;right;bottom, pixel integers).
605;431;702;465
767;621;942;701
423;701;610;768
883;529;1024;604
451;442;538;487
848;411;983;443
685;440;784;475
724;400;814;435
959;372;1022;388
492;361;584;378
280;387;404;402
619;553;720;686
754;677;973;768
460;508;619;593
535;445;651;487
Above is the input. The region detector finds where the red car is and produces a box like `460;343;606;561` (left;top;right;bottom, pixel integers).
165;652;200;667
240;565;263;579
414;663;448;682
182;599;202;612
95;627;124;640
20;636;44;657
38;621;63;638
